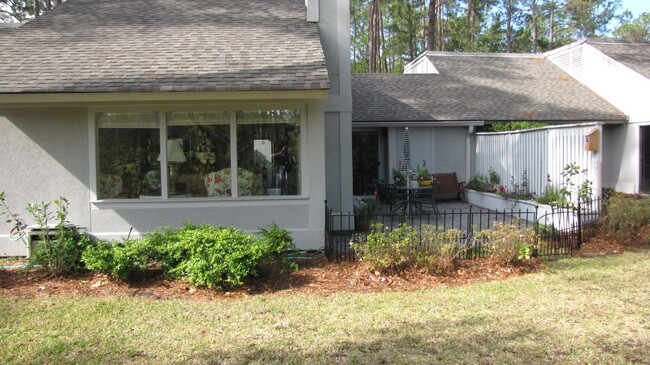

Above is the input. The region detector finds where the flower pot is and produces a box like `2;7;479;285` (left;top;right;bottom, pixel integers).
419;179;432;187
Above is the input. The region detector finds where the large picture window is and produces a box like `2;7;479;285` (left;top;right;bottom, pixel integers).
95;108;302;200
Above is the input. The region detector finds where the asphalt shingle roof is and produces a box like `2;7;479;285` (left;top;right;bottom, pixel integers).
353;53;626;123
0;0;329;94
587;39;650;80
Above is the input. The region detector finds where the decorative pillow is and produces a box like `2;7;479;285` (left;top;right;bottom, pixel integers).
99;174;123;199
204;168;253;197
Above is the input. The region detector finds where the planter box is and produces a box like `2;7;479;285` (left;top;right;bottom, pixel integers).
465;190;577;229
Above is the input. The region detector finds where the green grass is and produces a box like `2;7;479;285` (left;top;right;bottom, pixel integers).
1;250;649;364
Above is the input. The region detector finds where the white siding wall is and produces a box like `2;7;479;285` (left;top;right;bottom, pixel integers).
547;42;650;193
475;124;603;198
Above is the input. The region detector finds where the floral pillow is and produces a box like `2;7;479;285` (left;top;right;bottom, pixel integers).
204;168;253;197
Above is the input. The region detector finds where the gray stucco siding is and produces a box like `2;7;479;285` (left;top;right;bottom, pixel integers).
0;100;328;255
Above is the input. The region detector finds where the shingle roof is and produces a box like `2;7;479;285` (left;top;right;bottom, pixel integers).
0;0;329;94
353;53;626;123
587;39;650;80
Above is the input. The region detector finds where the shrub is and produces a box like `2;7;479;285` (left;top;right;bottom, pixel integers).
256;223;297;271
354;224;469;275
477;222;536;265
26;197;91;276
420;226;467;273
605;194;650;239
167;225;264;288
82;239;152;281
465;174;493;192
354;223;420;274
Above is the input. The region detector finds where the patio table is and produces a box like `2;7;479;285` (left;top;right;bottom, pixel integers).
396;184;438;214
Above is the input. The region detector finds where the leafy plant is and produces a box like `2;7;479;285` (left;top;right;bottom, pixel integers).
26;197;90;276
354;223;420;274
256;222;297;271
605;194;650;239
419;226;468;273
354;224;469;275
416;165;430;180
476;222;536;266
488;167;500;187
487;121;548;132
392;168;406;185
465;174;493;192
82;239;151;281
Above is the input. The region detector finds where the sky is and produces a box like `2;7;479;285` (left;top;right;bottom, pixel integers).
620;0;649;17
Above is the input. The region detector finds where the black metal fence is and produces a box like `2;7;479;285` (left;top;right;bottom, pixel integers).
324;197;605;263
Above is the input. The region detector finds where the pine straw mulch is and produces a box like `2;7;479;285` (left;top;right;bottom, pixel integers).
0;231;647;301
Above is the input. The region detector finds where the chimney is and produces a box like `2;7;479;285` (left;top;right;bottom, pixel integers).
305;0;319;23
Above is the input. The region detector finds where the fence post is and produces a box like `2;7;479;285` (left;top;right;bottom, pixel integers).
577;198;582;249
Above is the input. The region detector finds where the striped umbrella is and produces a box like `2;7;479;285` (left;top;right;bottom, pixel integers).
400;127;413;174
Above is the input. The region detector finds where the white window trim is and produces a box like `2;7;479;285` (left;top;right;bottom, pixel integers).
88;103;307;203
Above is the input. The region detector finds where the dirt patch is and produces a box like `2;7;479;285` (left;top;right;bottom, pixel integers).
0;232;645;301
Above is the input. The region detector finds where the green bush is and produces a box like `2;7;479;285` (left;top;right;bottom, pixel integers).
477;222;536;265
420;226;467;273
354;223;420;274
26;197;91;276
167;225;264;288
354;224;469;275
606;194;650;239
82;222;295;288
465;174;493;192
82;239;151;281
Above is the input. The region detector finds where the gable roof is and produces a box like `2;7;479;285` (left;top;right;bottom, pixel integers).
353;53;626;124
586;39;650;80
0;0;329;94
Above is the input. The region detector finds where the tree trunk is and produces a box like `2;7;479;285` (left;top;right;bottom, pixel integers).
506;0;512;53
34;0;40;17
532;0;538;53
369;0;380;73
427;0;437;51
549;0;556;50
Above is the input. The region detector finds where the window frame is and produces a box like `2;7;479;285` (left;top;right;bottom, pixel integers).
89;103;307;202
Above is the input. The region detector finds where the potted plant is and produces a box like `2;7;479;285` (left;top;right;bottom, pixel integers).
354;198;380;231
416;165;432;187
392;168;406;186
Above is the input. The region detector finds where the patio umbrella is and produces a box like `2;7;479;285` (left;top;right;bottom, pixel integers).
400;127;413;174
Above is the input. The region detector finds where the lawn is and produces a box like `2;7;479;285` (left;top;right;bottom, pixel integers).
1;250;649;364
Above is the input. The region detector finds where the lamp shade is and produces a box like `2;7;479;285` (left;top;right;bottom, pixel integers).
158;139;187;163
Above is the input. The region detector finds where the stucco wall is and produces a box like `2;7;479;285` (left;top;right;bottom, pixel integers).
0;108;90;256
0;101;327;255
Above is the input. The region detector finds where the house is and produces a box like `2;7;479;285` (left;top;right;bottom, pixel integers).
546;39;650;194
0;0;353;255
351;52;626;196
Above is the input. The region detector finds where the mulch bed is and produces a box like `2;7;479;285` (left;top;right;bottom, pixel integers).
0;232;646;301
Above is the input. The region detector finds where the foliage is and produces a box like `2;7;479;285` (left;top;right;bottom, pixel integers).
419;226;468;273
416;165;430;180
26;197;90;276
488;167;500;187
605;194;650;239
82;239;151;281
614;12;650;41
354;197;380;216
350;0;628;73
82;222;295;288
536;183;562;205
0;191;23;226
354;224;469;274
465;173;494;192
392;168;406;184
476;222;536;265
497;170;532;200
487;121;548;132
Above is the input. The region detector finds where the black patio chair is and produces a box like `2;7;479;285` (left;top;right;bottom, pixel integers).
412;182;439;214
376;182;408;213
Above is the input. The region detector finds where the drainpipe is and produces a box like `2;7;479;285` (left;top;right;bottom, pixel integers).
466;126;475;182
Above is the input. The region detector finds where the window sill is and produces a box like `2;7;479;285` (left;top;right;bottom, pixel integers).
91;195;310;209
